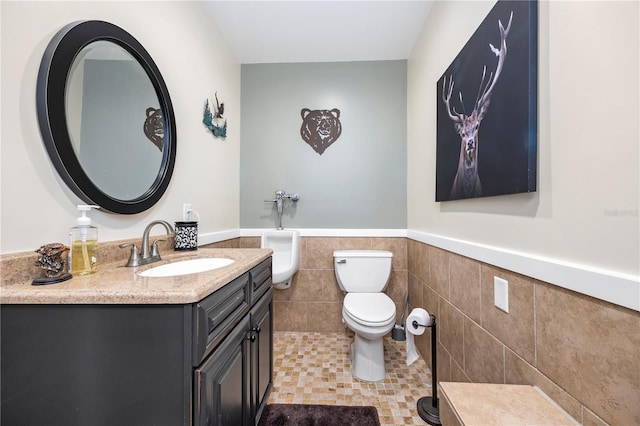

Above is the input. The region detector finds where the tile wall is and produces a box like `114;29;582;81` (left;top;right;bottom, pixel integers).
238;237;408;333
406;239;640;426
233;236;639;425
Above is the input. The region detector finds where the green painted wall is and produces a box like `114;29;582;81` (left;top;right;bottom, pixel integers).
240;60;407;229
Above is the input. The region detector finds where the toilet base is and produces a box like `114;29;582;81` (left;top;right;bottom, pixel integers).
350;333;386;382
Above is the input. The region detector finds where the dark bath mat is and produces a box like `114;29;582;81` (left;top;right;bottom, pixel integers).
258;403;381;426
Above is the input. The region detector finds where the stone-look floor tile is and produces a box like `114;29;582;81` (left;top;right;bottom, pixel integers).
504;347;582;421
449;254;481;323
429;246;450;299
463;317;504;384
268;332;434;426
481;264;535;364
536;281;640;426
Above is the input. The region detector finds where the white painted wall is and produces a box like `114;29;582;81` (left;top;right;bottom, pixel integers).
408;1;639;278
0;1;240;254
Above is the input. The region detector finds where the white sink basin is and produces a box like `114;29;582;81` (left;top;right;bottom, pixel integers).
139;257;234;277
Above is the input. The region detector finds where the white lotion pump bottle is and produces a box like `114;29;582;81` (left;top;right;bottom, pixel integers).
69;205;99;275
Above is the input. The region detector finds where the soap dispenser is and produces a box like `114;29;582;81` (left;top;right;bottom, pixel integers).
69;205;99;276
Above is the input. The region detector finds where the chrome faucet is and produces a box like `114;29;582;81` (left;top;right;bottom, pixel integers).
264;190;300;230
120;220;175;267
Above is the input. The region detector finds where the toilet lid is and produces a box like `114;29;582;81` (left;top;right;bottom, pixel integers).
343;293;396;325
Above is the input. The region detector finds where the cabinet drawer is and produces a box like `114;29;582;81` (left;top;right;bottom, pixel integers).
193;273;250;366
250;258;272;302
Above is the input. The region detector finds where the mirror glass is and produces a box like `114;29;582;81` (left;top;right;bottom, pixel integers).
37;20;176;214
66;41;163;200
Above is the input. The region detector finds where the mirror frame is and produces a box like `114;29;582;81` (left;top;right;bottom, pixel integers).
36;20;176;214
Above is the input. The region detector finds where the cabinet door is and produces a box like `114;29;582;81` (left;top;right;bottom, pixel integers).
194;316;250;426
250;288;273;424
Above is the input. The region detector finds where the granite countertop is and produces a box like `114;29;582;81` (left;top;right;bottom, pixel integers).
439;382;578;426
0;248;272;305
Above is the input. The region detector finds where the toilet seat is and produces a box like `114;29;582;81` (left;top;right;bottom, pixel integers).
343;293;395;327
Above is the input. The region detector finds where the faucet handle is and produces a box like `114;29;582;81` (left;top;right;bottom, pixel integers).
151;239;166;257
119;243;141;267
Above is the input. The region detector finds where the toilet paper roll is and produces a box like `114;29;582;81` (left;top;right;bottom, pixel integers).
406;308;431;366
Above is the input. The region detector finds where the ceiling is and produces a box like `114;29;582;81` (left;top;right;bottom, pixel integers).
202;1;434;64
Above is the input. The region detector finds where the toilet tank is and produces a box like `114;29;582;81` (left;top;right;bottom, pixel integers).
333;250;393;293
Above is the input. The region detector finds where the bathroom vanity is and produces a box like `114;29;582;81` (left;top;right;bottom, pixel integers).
0;249;273;426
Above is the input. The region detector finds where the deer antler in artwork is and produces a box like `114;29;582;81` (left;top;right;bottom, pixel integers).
444;11;513;200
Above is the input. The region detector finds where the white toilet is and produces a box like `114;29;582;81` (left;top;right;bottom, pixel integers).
333;250;395;382
261;230;300;290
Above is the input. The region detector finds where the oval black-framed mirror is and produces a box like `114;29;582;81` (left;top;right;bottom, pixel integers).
37;20;176;214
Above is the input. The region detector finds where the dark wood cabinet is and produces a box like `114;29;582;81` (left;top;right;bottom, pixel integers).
1;257;273;426
250;289;273;424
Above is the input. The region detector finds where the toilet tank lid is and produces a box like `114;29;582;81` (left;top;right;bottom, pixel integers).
333;250;393;258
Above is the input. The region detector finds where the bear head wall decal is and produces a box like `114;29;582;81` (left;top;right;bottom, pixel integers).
300;108;342;155
143;107;164;151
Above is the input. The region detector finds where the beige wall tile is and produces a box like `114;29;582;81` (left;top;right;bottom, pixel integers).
408;273;423;308
416;326;431;371
274;236;408;334
273;286;292;301
423;284;439;325
450;358;471;383
305;237;337;269
481;265;535;364
372;237;407;270
387;269;407;303
505;347;582;422
437;342;452;383
449;254;481;323
239;237;259;248
408;239;429;284
338;237;373;251
306;302;343;333
429;246;450;299
291;269;329;301
582;407;609;426
439;300;464;368
536;281;640;426
463;317;504;384
298;237;308;269
274;301;308;331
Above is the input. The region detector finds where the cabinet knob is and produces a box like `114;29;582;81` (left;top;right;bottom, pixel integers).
247;332;256;342
253;326;261;334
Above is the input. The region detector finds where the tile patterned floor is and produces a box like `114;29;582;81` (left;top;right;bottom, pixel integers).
268;332;433;425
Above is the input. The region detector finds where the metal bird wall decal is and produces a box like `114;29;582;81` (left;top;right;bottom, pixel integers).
203;92;227;138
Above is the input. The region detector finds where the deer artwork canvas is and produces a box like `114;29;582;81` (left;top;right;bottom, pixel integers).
435;0;538;201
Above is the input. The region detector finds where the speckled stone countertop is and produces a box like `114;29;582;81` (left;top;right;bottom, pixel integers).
0;248;272;305
439;382;579;426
